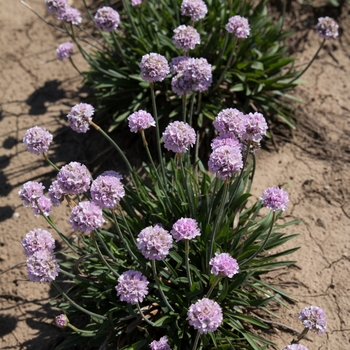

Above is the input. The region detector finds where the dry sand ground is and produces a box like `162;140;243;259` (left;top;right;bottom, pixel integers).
0;1;349;349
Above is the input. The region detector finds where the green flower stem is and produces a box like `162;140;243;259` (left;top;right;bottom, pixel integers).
292;327;309;344
205;275;221;299
151;260;174;312
117;208;137;247
247;153;256;193
136;303;157;327
207;177;219;226
52;281;107;320
188;94;196;127
185;240;193;287
179;154;195;218
68;57;81;75
182;94;187;122
67;323;95;336
240;211;276;267
192;331;201;350
43;153;60;172
216;30;230;72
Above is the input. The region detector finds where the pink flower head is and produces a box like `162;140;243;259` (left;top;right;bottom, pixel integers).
172;25;200;52
298;305;327;334
241;112;268;143
188;298;223;334
21;228;55;257
181;0;208;21
131;0;144;6
283;345;308;350
225;15;250;38
149;336;171;350
57;6;82;25
56;42;73;60
211;133;241;151
48;180;64;206
18;181;45;207
23;126;53;155
115;270;149;304
32;196;52;217
140;53;170;83
137;225;173;260
69;201;105;232
67;103;94;133
315;17;339;40
45;0;67;15
213;108;246;138
260;187;289;211
55;314;68;328
127;110;156;133
171;218;201;241
26;250;60;283
170;56;189;74
208;145;243;180
94;6;120;32
209;253;239;278
163;121;196;153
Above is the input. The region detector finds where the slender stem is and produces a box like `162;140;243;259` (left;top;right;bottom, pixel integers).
292;327;309;344
182;94;187;122
136;303;157;327
68;57;81;75
188;94;196;127
205;275;221;299
43;153;60;172
117;208;137;247
216;31;229;72
185;240;193;287
179;154;195;218
67;323;95;335
207;177;219;226
192;331;201;350
151;260;174;312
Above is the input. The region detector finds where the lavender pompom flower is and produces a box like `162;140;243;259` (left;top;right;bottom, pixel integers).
23;126;53;155
170;56;189;74
27;250;60;283
208;145;243;180
163;121;196;153
315;17;339;40
69;201;105;232
48;180;64;206
150;336;171;350
181;0;208;21
241;112;268;143
55;314;68;328
187;298;223;334
32;196;52;217
171;218;201;242
56;161;91;195
128;110;156;133
260;187;289;211
209;253;239;278
211;134;241;151
131;0;144;6
67;103;94;133
213;108;246;138
115;270;149;304
94;6;120;32
56;42;73;60
283;345;308;350
172;25;200;52
137;225;173;260
21;228;55;257
57;6;82;25
18;181;45;207
90;172;125;209
298;306;327;334
225;15;250;38
45;0;67;15
140;53;170;83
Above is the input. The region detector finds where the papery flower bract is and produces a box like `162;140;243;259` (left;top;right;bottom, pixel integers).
45;0;67;15
90;172;125;209
298;305;327;334
26;250;60;283
21;228;55;257
57;6;82;25
209;253;239;278
67;103;94;133
241;112;268;142
149;336;171;350
172;25;200;52
48;180;64;206
208;145;243;180
55;314;68;328
225;15;250;38
18;181;45;207
315;17;339;40
94;6;120;32
56;161;91;195
187;298;223;334
137;225;173;260
283;345;308;350
23;126;53;155
56;42;73;60
213;108;246;138
171;218;201;241
127;110;155;133
32;196;52;217
260;187;289;211
211;133;241;151
115;270;149;304
140;53;170;83
163;121;196;153
69;201;105;232
181;0;208;21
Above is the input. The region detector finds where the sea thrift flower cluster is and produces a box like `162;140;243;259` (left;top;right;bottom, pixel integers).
115;270;149;304
163;121;196;153
23;126;53;155
241;112;268;143
211;133;241;151
315;17;339;40
225;15;251;38
21;229;55;257
187;298;223;334
209;253;239;278
140;53;170;83
137;225;173;260
45;0;67;15
67;103;95;133
131;0;144;6
283;345;308;350
172;25;200;52
57;6;82;25
48;180;64;206
55;314;68;328
94;7;120;32
149;336;171;350
56;42;73;60
69;201;105;232
171;218;201;241
127;110;155;133
32;195;52;216
181;0;208;21
260;187;289;211
18;181;45;207
298;306;327;334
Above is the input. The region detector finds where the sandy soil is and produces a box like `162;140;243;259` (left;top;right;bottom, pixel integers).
0;1;349;349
